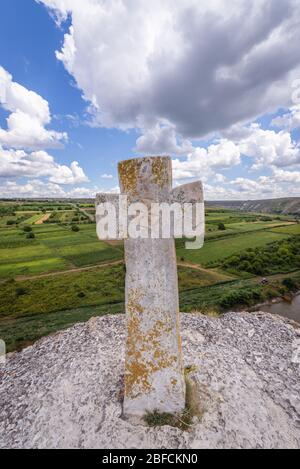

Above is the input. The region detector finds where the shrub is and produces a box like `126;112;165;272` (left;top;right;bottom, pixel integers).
26;232;35;239
226;255;240;266
6;220;16;226
71;225;80;232
221;236;300;276
16;287;27;297
282;278;298;291
252;261;264;275
278;247;290;257
239;260;251;272
218;223;226;231
23;226;32;233
220;287;263;309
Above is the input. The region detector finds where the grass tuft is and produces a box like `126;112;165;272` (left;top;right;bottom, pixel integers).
144;365;200;431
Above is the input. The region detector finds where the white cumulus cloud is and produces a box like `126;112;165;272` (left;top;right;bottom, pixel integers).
135;125;194;156
0;66;67;150
272;167;300;184
38;0;300;139
238;124;300;169
172;139;241;181
271;105;300;131
0;146;88;185
0;180;118;199
32;0;300;200
0;66;89;188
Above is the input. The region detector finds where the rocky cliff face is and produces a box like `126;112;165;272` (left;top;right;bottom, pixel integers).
0;312;300;449
207;197;300;215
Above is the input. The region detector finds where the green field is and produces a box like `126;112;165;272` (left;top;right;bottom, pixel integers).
0;200;299;352
269;224;300;235
0;257;71;278
0;221;122;278
177;230;289;266
22;213;46;225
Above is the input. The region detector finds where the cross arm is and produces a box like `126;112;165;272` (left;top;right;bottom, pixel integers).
171;181;205;241
95;193;122;241
171;181;204;204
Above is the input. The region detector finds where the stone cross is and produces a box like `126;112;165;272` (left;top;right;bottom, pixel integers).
96;156;204;421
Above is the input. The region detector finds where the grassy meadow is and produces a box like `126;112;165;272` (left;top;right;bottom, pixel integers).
0;199;299;352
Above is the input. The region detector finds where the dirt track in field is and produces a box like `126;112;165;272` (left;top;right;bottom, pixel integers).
15;259;124;282
34;214;51;225
15;259;229;282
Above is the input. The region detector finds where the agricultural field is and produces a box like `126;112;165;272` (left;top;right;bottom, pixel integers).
0;225;122;279
177;230;291;266
268;224;300;235
0;199;299;352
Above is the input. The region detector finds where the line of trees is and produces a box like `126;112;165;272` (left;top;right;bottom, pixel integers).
222;236;300;275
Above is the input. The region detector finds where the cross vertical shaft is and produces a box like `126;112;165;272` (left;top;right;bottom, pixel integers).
118;157;185;419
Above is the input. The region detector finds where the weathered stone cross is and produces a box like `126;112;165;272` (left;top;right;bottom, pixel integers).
96;156;204;421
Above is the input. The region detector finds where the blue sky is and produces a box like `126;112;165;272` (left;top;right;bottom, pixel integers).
0;0;300;199
0;0;136;193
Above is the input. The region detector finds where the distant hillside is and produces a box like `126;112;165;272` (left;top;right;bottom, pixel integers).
207;198;300;215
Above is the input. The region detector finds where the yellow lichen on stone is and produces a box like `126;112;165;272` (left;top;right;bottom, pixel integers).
118;159;140;197
125;310;178;399
118;156;172;198
127;288;144;315
151;156;171;188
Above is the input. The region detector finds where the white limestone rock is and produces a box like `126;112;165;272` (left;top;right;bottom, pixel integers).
0;312;299;449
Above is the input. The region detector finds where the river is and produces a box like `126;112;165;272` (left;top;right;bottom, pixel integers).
254;293;300;322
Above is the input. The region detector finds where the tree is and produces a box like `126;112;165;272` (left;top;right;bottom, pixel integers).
23;226;32;233
252;261;264;275
16;287;27;297
26;232;35;239
239;260;251;272
282;278;298;291
224;255;240;267
71;225;80;232
218;223;226;231
278;247;290;257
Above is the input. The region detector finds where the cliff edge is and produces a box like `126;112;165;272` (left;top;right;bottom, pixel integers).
1;312;300;449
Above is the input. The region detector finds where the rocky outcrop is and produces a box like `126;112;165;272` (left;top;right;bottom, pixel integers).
0;312;300;449
207;197;300;215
